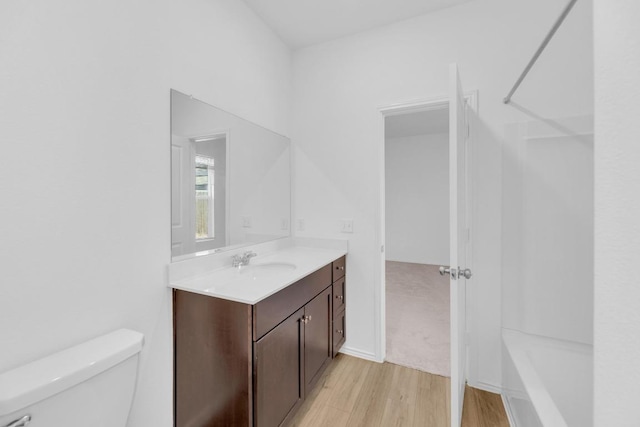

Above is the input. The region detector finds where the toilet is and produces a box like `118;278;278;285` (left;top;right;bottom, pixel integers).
0;329;144;427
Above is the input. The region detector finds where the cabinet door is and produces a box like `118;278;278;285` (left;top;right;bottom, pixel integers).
174;290;252;427
254;308;304;427
304;287;332;393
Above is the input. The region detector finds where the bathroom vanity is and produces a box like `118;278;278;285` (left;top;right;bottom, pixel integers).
171;247;346;427
168;90;345;426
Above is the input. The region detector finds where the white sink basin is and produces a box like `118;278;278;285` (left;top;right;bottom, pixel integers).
239;262;297;279
252;262;297;271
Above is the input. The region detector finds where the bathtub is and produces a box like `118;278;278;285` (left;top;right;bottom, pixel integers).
502;329;593;427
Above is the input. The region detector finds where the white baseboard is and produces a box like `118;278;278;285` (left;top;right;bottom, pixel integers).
338;346;380;363
467;380;514;426
502;394;517;427
466;379;503;395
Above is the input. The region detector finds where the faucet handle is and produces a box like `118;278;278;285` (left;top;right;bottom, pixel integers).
243;251;257;265
231;254;243;267
232;251;257;267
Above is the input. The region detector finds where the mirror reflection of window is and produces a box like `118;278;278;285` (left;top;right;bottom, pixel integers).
195;156;215;240
170;89;291;261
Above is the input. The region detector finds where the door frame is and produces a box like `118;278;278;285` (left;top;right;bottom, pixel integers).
376;92;478;372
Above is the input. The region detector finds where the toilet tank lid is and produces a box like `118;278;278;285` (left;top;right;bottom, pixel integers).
0;329;144;416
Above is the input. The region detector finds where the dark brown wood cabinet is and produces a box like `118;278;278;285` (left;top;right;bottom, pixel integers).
174;256;346;427
332;309;346;358
303;287;333;394
331;257;346;360
253;308;304;427
332;256;346;281
173;290;253;427
332;276;346;313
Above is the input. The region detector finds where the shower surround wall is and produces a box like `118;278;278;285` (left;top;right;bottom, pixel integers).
0;1;291;426
502;115;594;344
499;1;594;424
501;116;594;426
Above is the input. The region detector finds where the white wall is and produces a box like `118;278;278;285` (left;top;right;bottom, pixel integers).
0;1;290;426
594;0;640;425
292;0;593;389
385;133;449;265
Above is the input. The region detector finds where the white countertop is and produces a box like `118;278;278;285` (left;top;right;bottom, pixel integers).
169;245;347;305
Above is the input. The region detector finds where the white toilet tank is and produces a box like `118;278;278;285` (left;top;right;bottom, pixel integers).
0;329;144;427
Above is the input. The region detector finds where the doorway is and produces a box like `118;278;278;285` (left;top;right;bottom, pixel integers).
378;68;475;427
383;103;451;377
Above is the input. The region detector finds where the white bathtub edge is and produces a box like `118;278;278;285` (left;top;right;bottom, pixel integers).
502;394;517;427
502;329;569;427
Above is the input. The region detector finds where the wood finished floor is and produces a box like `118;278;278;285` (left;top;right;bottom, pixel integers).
288;354;508;427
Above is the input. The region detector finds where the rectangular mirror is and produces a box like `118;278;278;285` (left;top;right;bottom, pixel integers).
171;89;291;261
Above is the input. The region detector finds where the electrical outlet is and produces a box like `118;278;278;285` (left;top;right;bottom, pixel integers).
341;219;354;233
242;216;252;228
297;219;305;231
281;219;290;231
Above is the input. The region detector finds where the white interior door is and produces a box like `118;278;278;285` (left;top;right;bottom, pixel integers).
448;63;471;427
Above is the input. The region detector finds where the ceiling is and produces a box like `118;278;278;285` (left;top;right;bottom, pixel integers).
243;0;476;49
385;108;449;139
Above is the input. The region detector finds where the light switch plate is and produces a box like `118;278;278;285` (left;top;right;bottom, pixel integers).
341;219;354;233
242;216;252;228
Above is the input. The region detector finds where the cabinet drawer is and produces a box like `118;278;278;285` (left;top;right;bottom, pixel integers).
332;311;346;358
253;264;331;340
332;277;345;314
332;256;346;282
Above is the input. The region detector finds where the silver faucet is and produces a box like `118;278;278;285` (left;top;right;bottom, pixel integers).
232;250;257;268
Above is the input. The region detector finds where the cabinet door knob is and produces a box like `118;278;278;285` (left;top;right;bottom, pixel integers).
301;315;312;324
336;329;343;334
335;295;344;300
336;266;344;271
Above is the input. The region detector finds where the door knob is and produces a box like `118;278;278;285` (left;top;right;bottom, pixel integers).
439;266;472;280
439;266;457;279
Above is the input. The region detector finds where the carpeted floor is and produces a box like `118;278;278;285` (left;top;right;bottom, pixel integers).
385;261;450;377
